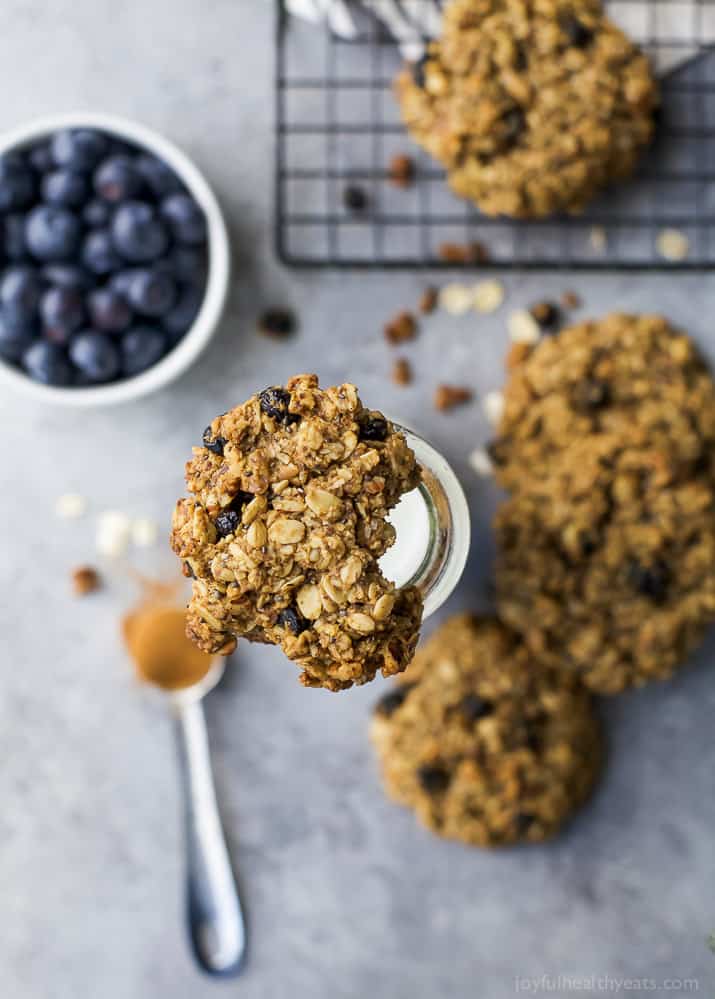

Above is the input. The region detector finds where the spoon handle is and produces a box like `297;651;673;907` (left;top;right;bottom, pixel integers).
173;699;246;976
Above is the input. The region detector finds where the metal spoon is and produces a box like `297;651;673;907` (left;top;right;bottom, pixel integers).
170;658;246;976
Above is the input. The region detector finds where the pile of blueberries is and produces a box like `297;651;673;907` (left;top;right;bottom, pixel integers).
0;127;209;387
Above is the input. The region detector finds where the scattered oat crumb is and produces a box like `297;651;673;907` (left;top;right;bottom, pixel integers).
418;286;439;315
55;493;87;519
561;290;581;309
657;228;689;262
131;518;159;549
434;384;473;412
529;301;561;331
506;342;532;370
438;241;489;264
483;390;505;426
590;226;607;253
384;310;417;345
96;511;132;559
508;309;541;344
473;279;505;313
468;447;493;477
439;283;474;316
258;308;295;338
72;565;102;596
388;154;415;188
391;357;412;387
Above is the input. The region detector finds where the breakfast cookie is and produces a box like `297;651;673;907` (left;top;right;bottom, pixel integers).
494;443;715;693
489;314;715;493
395;0;657;218
171;374;423;691
370;614;602;846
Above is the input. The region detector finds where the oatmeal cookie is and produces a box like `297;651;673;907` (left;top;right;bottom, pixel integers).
395;0;657;218
171;374;423;691
494;441;715;693
370;614;602;846
489;314;715;493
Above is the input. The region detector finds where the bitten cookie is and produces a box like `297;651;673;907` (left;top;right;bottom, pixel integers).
370;614;602;846
171;374;423;691
395;0;657;218
489;314;715;494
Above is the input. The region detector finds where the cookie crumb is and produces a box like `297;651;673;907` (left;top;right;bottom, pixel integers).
434;384;473;411
258;308;295;339
589;226;607;252
343;185;369;213
55;493;87;519
388;154;415;188
418;286;439;315
384;310;417;345
391;357;412;386
438;241;489;264
132;518;159;549
483;390;505;425
96;510;131;559
439;283;474;316
468;447;493;477
473;279;505;313
561;290;581;309
508;309;541;344
72;565;101;596
657;228;689;262
529;301;562;332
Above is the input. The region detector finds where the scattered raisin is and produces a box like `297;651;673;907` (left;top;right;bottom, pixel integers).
72;565;101;596
258;308;295;339
391;357;412;386
418;286;439;315
203;425;227;455
458;693;492;724
434;384;473;412
438;241;489;264
374;685;413;718
627;559;671;603
417;764;450;794
560;14;593;48
388;154;415;189
529;301;562;332
384;310;417;345
572;379;610;412
277;607;309;635
359;413;389;442
259;386;300;424
343;185;368;213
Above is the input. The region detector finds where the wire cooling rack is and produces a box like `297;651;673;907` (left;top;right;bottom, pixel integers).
275;0;715;269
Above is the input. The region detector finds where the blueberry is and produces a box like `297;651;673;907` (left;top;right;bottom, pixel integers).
416;764;450;794
202;426;227;455
82;198;112;228
81;229;122;275
358;413;388;441
51;129;109;171
69;331;121;383
2;213;27;260
25;205;81;262
258;386;300;424
0;265;43;319
0;153;35;210
214;509;240;538
160;193;206;246
112;200;169;262
120;326;166;376
27;142;54;174
22;340;73;385
86;287;132;333
40;286;84;343
135;153;183;198
108;268;139;298
163;284;202;335
42;264;95;290
627;559;671;604
560;14;593;48
277;607;309;635
93;154;143;203
0;310;36;362
126;268;176;316
164;245;208;285
41;170;89;208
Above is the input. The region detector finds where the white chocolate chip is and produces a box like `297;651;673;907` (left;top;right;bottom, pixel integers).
96;511;131;559
656;228;689;262
439;282;474;316
468;447;493;477
55;493;87;519
483;391;504;426
473;279;505;314
131;518;159;548
508;309;540;344
589;226;607;253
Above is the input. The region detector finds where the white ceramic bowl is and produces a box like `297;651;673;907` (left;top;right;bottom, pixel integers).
0;111;230;407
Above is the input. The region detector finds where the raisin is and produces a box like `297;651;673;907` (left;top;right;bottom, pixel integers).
258;308;295;338
359;413;388;442
530;301;562;332
458;693;492;724
215;509;240;538
515;813;535;837
203;425;227;455
343;185;368;213
560;14;593;48
502;107;526;147
572;379;611;412
277;607;309;635
259;386;300;424
627;558;671;603
374;685;413;718
486;437;509;467
417;764;450;794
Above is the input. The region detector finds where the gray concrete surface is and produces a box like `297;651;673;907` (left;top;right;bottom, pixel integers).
1;3;714;997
